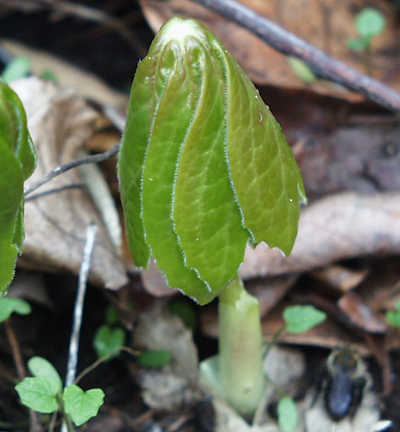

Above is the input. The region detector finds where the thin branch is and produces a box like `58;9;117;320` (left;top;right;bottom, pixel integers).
4;319;43;432
64;223;98;388
24;143;120;197
191;0;400;112
61;223;97;432
25;183;83;202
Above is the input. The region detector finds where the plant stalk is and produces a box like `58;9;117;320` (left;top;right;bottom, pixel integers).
218;275;265;418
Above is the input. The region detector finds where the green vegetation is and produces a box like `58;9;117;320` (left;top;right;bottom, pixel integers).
15;356;104;428
118;16;307;419
0;81;37;295
348;8;386;52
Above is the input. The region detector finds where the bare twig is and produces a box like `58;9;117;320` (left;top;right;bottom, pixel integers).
25;183;83;202
191;0;400;112
4;320;25;381
61;223;97;432
24;143;120;197
4;320;43;432
64;223;98;387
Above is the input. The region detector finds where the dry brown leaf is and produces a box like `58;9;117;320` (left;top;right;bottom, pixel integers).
311;265;368;293
247;276;297;318
141;259;175;298
240;192;400;279
13;77;127;289
338;291;387;334
140;0;399;101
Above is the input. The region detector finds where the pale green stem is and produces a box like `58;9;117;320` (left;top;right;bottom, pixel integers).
218;275;265;418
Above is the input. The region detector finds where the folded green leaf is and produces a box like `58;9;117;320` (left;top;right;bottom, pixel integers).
118;18;305;305
0;81;36;294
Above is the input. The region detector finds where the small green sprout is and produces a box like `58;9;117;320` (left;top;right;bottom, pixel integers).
0;297;31;322
287;57;316;84
386;300;400;328
137;350;172;368
15;356;104;427
283;305;326;333
348;8;386;52
1;57;31;83
93;305;126;359
93;325;125;359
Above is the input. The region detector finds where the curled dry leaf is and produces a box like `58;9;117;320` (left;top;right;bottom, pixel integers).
311;265;368;293
140;0;399;101
12;78;127;289
134;301;198;384
240;192;400;279
338;291;387;334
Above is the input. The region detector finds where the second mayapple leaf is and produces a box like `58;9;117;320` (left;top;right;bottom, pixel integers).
118;17;305;305
0;81;36;295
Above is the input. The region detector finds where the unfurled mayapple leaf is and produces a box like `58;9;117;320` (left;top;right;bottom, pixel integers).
0;81;36;295
118;18;305;305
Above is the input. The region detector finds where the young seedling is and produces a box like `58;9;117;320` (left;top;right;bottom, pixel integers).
347;8;386;52
0;81;37;295
118;17;306;419
15;356;104;429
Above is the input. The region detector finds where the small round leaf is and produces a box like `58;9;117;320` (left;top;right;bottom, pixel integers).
15;377;58;413
0;297;31;322
93;325;125;359
28;356;62;394
283;305;326;333
355;8;386;39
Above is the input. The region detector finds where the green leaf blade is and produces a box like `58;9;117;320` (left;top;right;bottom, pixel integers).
63;385;105;426
283;305;326;333
173;42;248;295
15;377;59;413
0;82;36;295
118;56;158;268
220;48;306;256
140;31;215;305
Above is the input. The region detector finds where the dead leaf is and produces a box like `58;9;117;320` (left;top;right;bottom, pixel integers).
311;265;368;293
134;301;198;384
141;259;175;298
240;192;400;279
247;276;298;318
338;291;387;334
140;0;399;101
12;77;127;290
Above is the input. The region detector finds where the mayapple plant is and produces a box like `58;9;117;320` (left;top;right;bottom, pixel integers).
118;17;306;418
0;81;36;295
